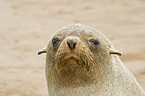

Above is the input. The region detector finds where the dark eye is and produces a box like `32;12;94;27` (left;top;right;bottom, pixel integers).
52;37;60;47
89;39;99;47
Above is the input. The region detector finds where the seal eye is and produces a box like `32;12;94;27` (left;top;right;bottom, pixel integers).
89;39;99;47
52;37;60;47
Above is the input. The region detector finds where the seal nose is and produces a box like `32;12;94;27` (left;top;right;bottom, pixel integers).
67;38;77;51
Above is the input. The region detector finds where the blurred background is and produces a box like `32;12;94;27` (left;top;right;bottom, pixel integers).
0;0;145;96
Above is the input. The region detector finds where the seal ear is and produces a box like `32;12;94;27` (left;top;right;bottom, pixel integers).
38;47;47;55
109;49;121;56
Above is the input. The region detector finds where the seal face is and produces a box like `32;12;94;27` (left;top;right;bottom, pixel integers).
51;36;96;88
38;24;145;96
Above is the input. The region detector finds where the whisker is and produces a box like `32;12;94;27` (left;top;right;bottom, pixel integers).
50;63;56;96
95;64;102;94
52;69;59;87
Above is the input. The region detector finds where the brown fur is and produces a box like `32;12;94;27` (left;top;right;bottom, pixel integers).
39;24;145;96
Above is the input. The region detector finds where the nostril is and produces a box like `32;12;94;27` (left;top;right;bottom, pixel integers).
67;39;77;50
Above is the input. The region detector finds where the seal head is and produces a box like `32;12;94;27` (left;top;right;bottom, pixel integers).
38;24;145;96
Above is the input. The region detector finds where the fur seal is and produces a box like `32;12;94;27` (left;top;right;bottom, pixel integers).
38;24;145;96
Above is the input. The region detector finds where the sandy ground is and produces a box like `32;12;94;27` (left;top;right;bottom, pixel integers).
0;0;145;96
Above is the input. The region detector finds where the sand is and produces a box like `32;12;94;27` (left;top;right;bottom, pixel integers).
0;0;145;96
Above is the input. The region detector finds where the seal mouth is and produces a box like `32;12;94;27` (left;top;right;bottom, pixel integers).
68;56;76;60
64;54;79;60
58;54;85;68
52;51;92;72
